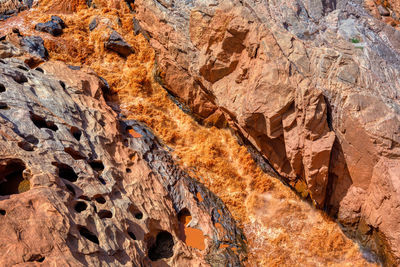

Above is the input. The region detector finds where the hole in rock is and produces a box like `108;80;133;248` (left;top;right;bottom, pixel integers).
0;102;9;110
0;209;5;215
12;28;21;35
65;184;76;196
23;135;39;145
128;204;143;219
35;67;44;73
0;159;29;196
178;208;205;251
123;139;129;147
28;254;45;262
94;196;106;204
98;177;106;185
52;162;78;182
78;226;99;245
89;160;104;172
128;231;136;240
148;231;174;261
17;65;28;71
178;208;191;222
68;65;81;70
59;81;66;90
74;201;87;213
0;84;5;92
9;71;27;84
30;112;58;131
64;147;86;160
18;141;34;151
126;168;131;173
98;209;112;219
70;126;82;141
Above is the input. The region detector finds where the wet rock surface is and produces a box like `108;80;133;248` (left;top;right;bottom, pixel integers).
134;0;400;264
0;43;245;266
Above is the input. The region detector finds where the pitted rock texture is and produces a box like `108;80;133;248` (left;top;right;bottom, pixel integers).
0;48;245;266
134;0;400;264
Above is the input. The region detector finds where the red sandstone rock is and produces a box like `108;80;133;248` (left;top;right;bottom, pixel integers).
134;0;400;264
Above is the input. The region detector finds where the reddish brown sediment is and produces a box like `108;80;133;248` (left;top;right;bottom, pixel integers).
0;0;379;265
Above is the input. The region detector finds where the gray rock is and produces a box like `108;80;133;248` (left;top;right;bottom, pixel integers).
132;17;150;40
35;16;66;36
89;18;97;31
20;36;49;60
105;31;134;57
378;5;390;16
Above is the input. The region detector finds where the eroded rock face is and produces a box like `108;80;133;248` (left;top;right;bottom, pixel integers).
0;42;245;266
134;0;400;264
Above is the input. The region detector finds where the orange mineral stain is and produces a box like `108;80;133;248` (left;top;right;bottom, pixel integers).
196;192;203;202
128;128;142;138
179;211;206;251
214;222;224;234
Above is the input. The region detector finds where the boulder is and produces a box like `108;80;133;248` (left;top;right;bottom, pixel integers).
105;30;134;57
378;5;390;16
35;16;66;36
20;36;48;60
89;18;97;31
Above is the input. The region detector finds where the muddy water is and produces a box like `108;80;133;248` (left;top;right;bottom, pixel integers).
0;1;379;265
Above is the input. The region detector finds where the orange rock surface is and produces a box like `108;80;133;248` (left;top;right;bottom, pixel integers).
179;211;206;251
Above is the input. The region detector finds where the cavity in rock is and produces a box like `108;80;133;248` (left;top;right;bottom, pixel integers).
78;226;99;245
52;162;78;182
0;159;29;196
105;31;134;57
148;231;174;261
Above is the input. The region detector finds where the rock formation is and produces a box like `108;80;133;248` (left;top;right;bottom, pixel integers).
0;0;398;265
0;40;245;266
133;0;400;264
